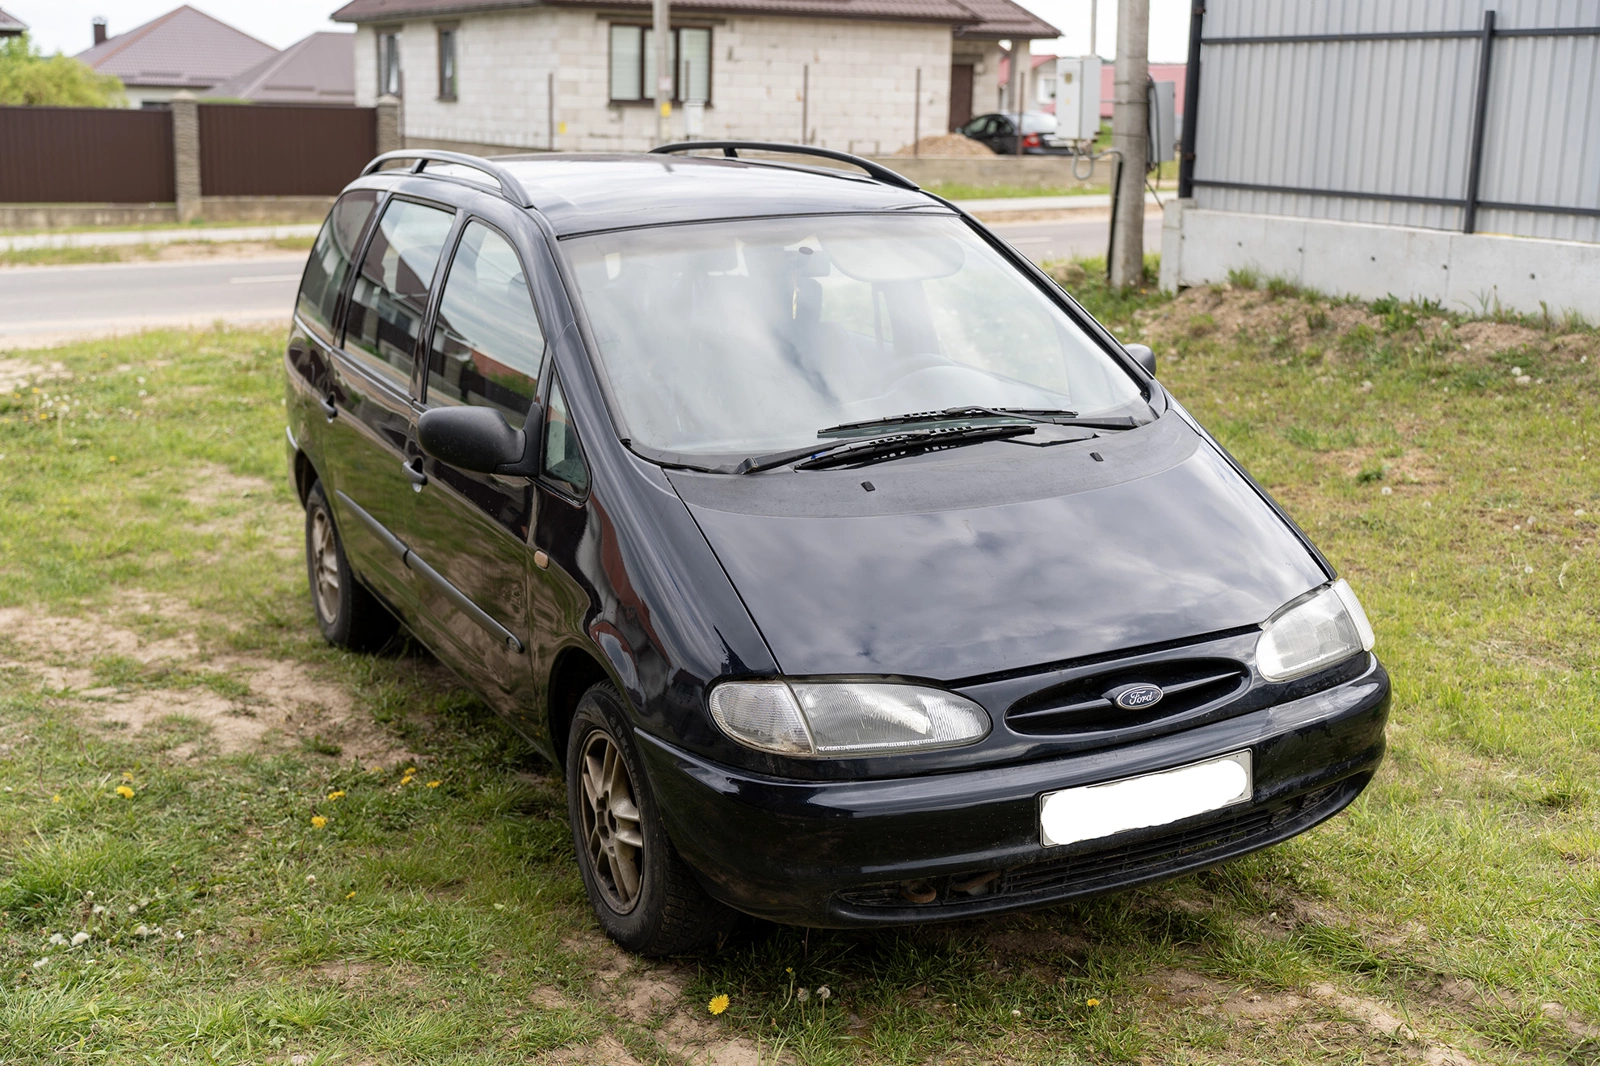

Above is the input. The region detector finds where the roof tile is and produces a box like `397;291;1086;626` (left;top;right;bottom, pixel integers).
75;5;278;89
205;32;356;104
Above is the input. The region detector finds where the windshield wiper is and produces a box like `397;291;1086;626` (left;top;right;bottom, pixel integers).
731;423;1034;475
816;407;1138;437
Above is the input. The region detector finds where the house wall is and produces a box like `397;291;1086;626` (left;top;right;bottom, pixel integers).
355;10;951;155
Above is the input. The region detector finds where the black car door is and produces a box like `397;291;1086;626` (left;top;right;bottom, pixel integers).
403;216;546;715
324;195;458;619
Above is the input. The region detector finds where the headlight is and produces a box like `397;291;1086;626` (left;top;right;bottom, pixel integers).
1255;579;1375;682
708;680;991;757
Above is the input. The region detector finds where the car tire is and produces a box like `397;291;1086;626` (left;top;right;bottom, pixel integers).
304;481;398;652
566;682;738;956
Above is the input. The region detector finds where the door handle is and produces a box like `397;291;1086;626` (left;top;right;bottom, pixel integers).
402;458;428;489
319;395;337;420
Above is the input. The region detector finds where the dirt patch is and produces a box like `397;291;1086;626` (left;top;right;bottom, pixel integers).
0;605;417;767
1453;320;1544;355
0;357;71;392
182;462;277;510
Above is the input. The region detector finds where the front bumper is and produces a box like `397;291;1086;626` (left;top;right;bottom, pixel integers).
637;654;1389;927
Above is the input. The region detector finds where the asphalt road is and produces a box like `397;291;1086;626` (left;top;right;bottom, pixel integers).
0;214;1165;347
0;255;306;348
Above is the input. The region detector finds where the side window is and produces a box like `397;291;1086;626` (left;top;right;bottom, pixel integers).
542;377;589;496
296;190;377;344
427;220;545;424
343;198;455;387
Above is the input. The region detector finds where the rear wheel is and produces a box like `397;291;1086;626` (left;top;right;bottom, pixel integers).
566;682;737;956
304;481;398;652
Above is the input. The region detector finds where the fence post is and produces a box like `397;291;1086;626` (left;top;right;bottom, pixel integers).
375;95;403;156
170;91;201;223
1177;1;1205;199
1462;9;1496;234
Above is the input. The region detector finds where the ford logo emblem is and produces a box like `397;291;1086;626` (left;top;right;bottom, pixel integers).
1111;683;1164;710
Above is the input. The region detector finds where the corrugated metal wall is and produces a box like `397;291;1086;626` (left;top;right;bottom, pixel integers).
1192;1;1600;243
0;106;174;204
199;104;377;197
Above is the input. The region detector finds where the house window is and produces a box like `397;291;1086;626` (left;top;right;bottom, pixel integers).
437;25;458;100
608;25;711;104
378;29;402;96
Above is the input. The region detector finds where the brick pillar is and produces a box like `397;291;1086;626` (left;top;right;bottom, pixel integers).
376;95;403;156
170;91;202;223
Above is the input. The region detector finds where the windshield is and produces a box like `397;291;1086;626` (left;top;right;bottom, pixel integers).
566;214;1149;457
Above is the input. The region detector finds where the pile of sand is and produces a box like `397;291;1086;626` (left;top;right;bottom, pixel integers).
892;133;995;157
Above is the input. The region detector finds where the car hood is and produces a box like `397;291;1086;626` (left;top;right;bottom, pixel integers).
665;414;1329;682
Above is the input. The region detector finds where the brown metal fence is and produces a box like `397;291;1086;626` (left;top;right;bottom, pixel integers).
0;106;175;203
199;104;377;197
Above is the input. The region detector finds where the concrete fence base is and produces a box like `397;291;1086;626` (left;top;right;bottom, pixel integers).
1160;199;1600;321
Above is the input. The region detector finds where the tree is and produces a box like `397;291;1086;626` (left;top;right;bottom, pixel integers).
0;35;125;107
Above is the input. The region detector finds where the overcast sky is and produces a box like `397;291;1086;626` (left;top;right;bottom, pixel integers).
14;0;1194;62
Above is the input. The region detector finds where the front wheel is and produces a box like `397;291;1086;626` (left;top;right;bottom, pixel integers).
566;683;737;956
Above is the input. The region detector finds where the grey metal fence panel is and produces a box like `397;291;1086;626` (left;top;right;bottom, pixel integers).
1191;0;1600;243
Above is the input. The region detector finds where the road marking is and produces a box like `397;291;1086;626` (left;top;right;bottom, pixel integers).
230;274;301;284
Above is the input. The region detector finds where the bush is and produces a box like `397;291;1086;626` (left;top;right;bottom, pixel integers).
0;34;125;107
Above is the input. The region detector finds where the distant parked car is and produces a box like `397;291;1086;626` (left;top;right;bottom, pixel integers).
958;112;1075;154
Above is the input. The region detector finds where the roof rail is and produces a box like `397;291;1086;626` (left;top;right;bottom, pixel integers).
649;141;920;191
360;149;533;208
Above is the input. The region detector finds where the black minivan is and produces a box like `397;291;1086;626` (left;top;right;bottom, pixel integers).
284;145;1389;956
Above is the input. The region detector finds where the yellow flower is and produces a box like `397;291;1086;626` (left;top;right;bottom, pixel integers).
426;780;441;788
327;790;345;800
405;766;418;775
115;785;134;799
708;994;730;1015
310;815;328;828
345;891;356;899
122;771;134;781
400;775;414;786
51;794;61;803
1086;998;1100;1008
108;455;117;463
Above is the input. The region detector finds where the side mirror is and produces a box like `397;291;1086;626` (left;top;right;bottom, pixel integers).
1124;343;1156;376
417;404;542;476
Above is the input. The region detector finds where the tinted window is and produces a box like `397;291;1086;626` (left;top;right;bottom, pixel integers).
426;221;544;424
542;377;588;496
296;190;377;343
344;199;455;386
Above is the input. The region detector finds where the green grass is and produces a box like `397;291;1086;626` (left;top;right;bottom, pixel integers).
0;237;314;269
1;304;1597;1064
0;217;325;237
924;181;1109;201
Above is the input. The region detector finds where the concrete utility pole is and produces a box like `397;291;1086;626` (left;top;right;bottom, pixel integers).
1007;39;1029;155
1110;0;1149;289
653;0;671;145
1089;0;1098;57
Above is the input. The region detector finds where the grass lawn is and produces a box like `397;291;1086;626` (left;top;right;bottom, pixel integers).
0;268;1596;1065
0;237;314;270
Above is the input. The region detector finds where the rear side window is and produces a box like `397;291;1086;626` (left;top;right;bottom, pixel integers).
344;198;455;386
296;190;377;343
426;220;545;424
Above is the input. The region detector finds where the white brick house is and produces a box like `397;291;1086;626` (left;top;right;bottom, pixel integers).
331;0;1056;154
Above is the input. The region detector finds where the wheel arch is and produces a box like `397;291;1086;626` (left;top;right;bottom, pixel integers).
292;449;319;508
546;645;611;768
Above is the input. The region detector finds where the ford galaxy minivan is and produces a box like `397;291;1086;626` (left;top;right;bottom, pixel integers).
283;144;1389;956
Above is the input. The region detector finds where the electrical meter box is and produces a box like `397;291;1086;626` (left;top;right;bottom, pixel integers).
1148;79;1177;164
1055;56;1102;141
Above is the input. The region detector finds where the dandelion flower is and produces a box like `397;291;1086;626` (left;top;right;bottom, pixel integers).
51;794;61;803
71;931;90;946
48;933;67;946
406;766;418;775
1011;1009;1022;1018
708;994;730;1015
327;790;345;800
400;775;414;786
311;815;328;828
797;988;810;1003
1086;998;1101;1007
32;957;48;969
818;986;831;1001
427;780;441;788
786;967;794;974
345;891;356;900
115;785;134;799
122;771;134;781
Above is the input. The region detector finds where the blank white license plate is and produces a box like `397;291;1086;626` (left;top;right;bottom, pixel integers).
1039;750;1253;848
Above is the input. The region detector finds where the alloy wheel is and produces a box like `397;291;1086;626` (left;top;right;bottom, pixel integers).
579;729;645;913
310;507;341;623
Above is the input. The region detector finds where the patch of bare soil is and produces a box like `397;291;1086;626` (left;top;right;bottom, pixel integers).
0;357;72;392
555;933;777;1065
892;132;995;157
182;462;277;510
1147;968;1480;1066
0;605;417;767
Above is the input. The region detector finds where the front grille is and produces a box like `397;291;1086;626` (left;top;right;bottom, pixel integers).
1004;659;1248;736
834;775;1366;913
